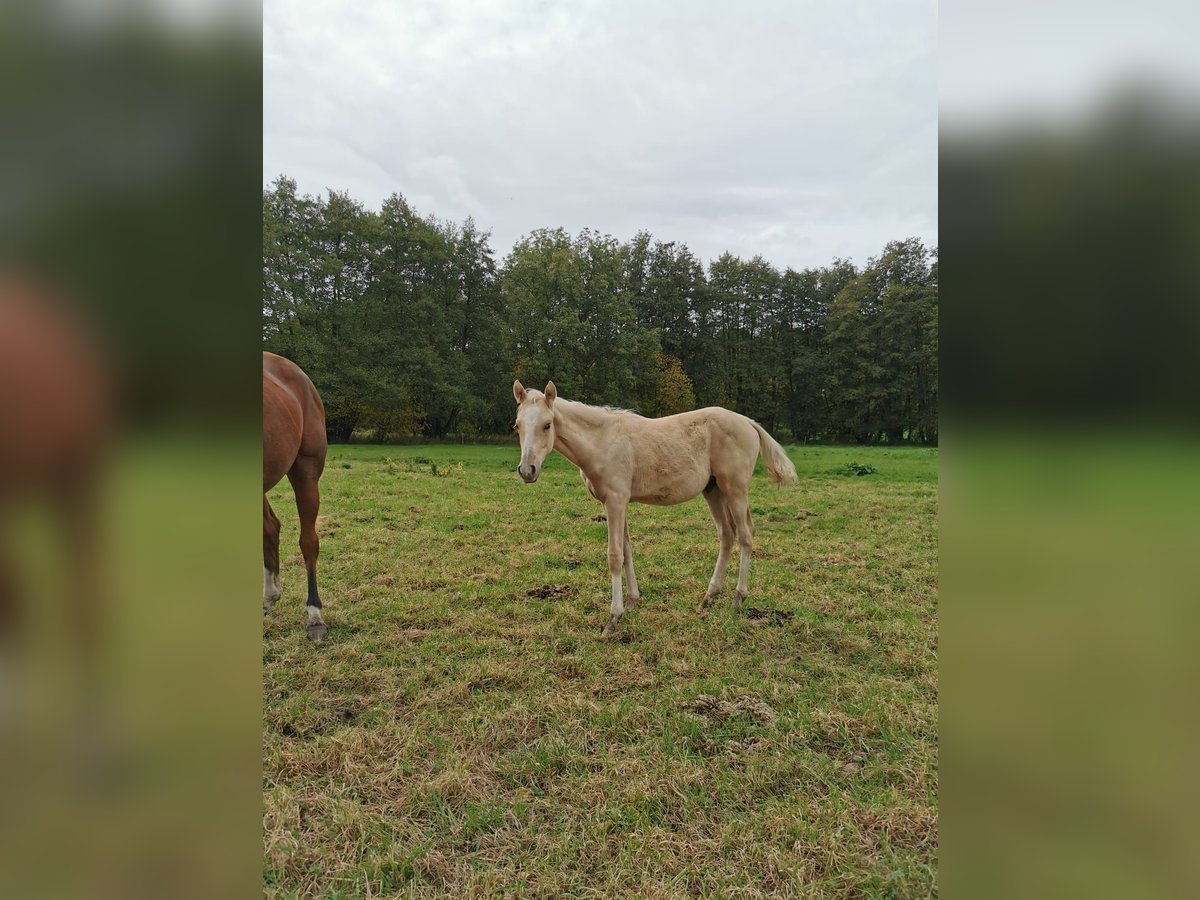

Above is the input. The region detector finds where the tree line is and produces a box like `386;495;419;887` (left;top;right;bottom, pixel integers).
263;176;937;444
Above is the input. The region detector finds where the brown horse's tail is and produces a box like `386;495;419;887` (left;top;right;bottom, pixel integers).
752;422;798;485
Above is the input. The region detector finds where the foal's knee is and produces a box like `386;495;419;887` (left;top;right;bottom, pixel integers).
607;546;624;575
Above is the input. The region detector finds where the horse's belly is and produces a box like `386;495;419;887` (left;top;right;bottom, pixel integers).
632;468;710;506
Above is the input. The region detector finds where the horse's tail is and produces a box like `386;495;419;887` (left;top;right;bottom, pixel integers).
752;421;798;485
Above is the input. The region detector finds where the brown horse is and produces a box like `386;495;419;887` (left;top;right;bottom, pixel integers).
0;276;110;650
263;352;328;641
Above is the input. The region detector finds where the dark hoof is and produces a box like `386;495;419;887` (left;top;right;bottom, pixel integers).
306;622;327;642
701;593;716;609
601;616;619;638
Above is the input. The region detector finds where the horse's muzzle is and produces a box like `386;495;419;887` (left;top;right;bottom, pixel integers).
517;463;538;483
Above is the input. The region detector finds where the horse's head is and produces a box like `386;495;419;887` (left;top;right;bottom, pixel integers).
513;379;557;483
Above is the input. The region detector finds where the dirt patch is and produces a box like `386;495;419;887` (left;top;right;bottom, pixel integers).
746;607;794;626
526;583;574;600
552;658;585;680
681;694;777;725
414;577;449;590
467;673;521;694
590;513;607;522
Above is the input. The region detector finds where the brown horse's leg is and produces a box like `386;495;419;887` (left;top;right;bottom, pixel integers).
702;488;734;608
263;495;281;615
287;462;326;641
601;498;628;637
59;480;102;662
0;540;19;642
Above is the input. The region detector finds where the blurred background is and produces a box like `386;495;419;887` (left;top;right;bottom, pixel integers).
941;1;1200;896
1;1;260;897
3;0;1198;895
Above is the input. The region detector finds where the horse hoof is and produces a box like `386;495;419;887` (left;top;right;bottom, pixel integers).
306;622;327;642
601;617;619;638
701;594;716;609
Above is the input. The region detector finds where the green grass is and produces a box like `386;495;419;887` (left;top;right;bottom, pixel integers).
264;443;938;897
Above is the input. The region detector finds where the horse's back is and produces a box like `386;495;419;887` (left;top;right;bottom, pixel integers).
653;406;759;489
649;407;756;447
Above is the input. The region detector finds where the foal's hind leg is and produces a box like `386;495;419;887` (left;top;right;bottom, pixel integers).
623;520;640;606
288;461;326;641
724;491;755;611
702;488;734;608
263;495;281;615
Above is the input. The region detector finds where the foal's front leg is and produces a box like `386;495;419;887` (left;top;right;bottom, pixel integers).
602;499;629;637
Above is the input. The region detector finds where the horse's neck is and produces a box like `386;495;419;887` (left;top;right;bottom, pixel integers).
553;400;616;472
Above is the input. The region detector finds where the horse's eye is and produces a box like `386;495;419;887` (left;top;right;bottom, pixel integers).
543;423;551;430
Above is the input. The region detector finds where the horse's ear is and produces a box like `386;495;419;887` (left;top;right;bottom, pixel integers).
544;381;557;407
513;380;526;403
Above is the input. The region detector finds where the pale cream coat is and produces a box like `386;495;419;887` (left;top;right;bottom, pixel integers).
513;380;797;635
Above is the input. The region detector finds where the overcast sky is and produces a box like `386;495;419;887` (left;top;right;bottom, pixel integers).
264;0;936;271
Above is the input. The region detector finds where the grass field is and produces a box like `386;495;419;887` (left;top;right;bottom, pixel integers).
263;443;938;898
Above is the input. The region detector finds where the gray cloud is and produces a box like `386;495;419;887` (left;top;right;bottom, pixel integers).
264;0;937;270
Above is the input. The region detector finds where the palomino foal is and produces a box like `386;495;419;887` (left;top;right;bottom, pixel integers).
513;380;797;636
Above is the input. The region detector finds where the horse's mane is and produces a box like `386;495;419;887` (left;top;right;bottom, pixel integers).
562;398;641;419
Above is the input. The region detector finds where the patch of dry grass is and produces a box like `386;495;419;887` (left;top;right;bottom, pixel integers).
264;444;938;897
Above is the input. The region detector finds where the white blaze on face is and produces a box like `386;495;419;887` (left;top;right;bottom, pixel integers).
513;381;557;483
518;402;549;471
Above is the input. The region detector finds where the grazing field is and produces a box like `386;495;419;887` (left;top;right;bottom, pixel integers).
263;443;938;898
